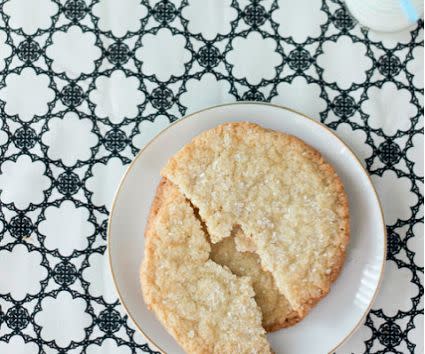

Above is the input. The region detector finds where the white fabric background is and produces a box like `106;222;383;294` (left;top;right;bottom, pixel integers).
0;0;423;353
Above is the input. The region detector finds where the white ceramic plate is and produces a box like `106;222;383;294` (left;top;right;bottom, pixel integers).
108;103;386;354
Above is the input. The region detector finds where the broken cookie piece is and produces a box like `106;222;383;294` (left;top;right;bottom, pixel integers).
140;179;271;354
211;233;300;331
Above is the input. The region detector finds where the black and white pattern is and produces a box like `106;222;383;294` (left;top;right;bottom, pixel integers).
0;0;423;353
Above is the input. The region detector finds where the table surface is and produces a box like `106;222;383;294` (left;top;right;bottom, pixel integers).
0;0;423;353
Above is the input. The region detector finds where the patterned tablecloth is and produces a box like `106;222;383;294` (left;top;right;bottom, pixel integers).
0;0;423;353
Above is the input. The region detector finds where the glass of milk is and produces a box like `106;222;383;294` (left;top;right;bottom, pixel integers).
344;0;423;32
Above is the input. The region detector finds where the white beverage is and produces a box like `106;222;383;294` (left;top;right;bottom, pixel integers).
344;0;423;32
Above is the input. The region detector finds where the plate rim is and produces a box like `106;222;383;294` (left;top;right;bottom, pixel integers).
107;101;387;354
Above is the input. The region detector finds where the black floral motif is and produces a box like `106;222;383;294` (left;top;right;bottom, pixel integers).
13;126;37;150
64;0;88;21
60;84;84;108
150;86;174;110
53;262;77;286
378;54;402;77
9;215;33;240
378;321;403;347
332;8;355;30
288;48;312;72
99;220;108;240
331;94;356;118
152;0;176;24
56;171;80;196
6;306;29;330
104;129;128;153
107;42;130;65
242;4;267;27
17;40;41;63
378;140;402;165
197;45;220;69
387;229;402;257
243;89;265;101
97;309;122;334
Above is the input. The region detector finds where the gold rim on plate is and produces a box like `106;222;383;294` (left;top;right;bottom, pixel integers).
107;101;387;354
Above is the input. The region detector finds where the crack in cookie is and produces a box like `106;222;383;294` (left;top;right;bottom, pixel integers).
140;178;271;354
189;199;300;331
